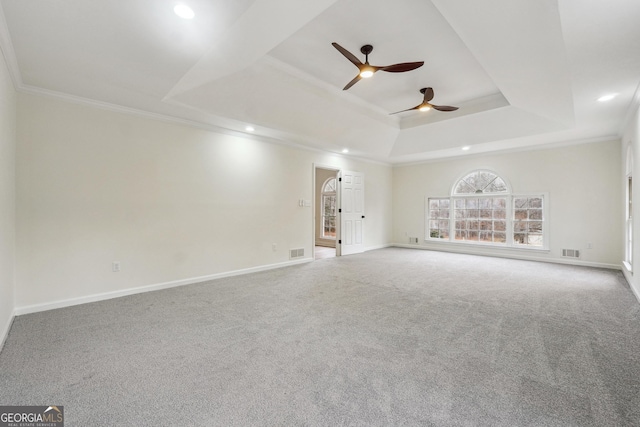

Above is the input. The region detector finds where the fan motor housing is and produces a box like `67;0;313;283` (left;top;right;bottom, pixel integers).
360;45;373;55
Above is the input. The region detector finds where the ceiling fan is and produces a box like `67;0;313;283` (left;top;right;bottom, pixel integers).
332;42;424;90
390;87;459;114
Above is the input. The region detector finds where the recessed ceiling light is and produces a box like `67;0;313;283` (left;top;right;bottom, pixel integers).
174;4;194;19
342;149;349;154
461;146;471;151
598;93;618;102
245;126;255;132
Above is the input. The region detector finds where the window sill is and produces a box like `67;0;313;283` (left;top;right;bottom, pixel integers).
424;238;550;253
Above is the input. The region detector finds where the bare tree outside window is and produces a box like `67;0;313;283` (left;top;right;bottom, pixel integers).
322;178;337;238
513;197;543;247
428;198;450;239
453;197;507;243
426;170;546;249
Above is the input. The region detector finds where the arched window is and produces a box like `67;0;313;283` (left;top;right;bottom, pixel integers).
453;170;508;194
322;178;337;239
625;144;633;271
427;170;546;249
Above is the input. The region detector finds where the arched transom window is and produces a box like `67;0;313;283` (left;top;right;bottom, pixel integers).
427;170;547;249
454;170;508;194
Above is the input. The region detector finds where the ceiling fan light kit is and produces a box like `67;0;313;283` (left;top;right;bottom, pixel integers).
332;43;457;115
358;45;375;78
359;68;374;78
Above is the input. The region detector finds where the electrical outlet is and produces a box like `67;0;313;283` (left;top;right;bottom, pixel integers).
272;243;277;252
587;243;592;249
112;261;121;272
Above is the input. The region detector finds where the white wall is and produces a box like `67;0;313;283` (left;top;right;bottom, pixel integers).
12;86;628;316
15;93;393;312
0;45;16;345
622;103;640;300
393;141;622;267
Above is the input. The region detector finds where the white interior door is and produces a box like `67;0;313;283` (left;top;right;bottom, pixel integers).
338;170;365;256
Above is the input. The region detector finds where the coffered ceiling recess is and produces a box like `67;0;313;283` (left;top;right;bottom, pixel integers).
1;0;638;163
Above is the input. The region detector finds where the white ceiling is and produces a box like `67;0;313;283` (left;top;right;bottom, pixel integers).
1;0;639;163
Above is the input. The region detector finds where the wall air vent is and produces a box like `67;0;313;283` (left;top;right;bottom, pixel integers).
289;248;305;259
562;249;580;258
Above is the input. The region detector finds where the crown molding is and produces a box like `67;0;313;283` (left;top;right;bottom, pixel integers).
621;79;640;135
392;134;620;167
18;84;392;167
0;2;22;89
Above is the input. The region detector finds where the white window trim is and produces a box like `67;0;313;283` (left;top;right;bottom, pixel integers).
426;188;550;251
625;174;633;272
624;144;633;273
451;168;512;195
425;194;549;251
511;192;550;251
321;177;337;240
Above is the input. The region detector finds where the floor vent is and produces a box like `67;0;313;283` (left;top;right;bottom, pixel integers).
289;248;305;259
562;249;580;258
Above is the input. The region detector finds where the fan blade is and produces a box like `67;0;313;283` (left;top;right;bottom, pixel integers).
343;75;362;90
423;87;434;102
332;43;363;68
432;104;459;112
390;105;420;115
381;61;424;73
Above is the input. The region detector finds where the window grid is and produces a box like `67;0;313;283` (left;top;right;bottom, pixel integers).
454;170;508;195
626;175;633;268
321;178;337;239
428;198;450;239
513;197;543;247
426;170;546;249
454;197;507;244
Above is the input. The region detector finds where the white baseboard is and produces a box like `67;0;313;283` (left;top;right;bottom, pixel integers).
13;246;392;317
9;244;626;317
365;243;392;251
392;243;622;270
0;310;15;353
621;266;640;303
15;257;313;316
630;283;640;304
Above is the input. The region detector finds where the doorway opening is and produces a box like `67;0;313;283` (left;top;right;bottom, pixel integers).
314;166;338;260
